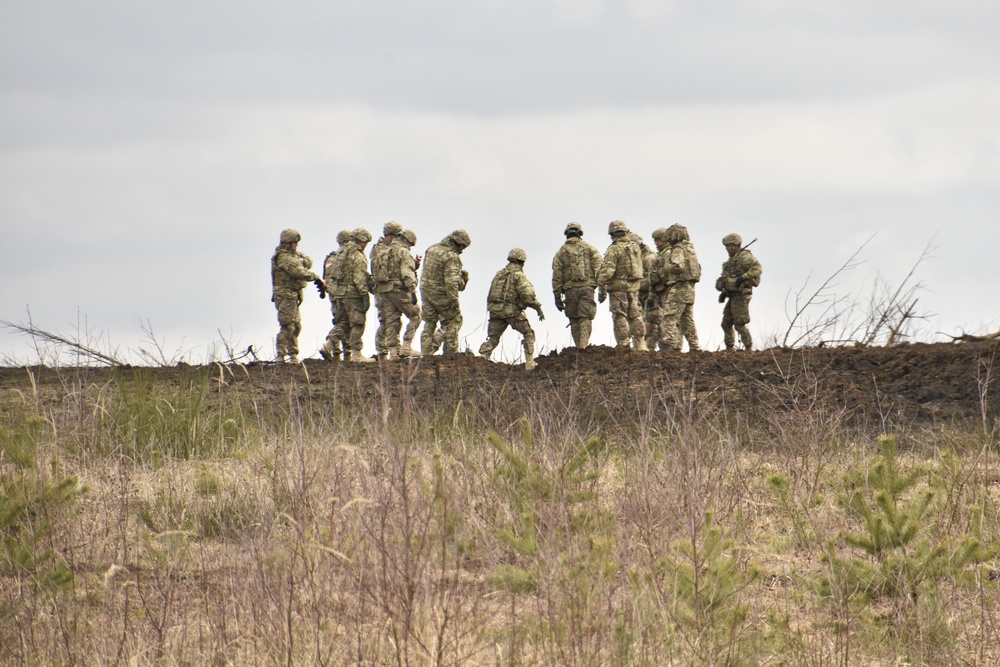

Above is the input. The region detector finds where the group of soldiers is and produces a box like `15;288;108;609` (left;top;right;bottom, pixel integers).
270;220;762;366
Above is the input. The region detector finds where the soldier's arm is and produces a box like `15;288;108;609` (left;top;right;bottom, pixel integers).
399;248;417;291
596;248;616;288
741;254;762;286
444;256;461;300
551;250;563;294
277;253;319;282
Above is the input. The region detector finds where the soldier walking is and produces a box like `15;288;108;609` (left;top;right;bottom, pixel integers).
373;226;422;359
551;222;602;350
479;248;545;371
271;228;324;363
715;233;762;351
420;229;471;355
597;220;647;351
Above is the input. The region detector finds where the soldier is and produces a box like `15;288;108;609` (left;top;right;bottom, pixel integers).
632;232;660;350
655;224;701;352
715;233;762;351
551;222;602;350
479;248;545;371
373;227;422;359
319;230;353;361
329;228;376;362
371;221;403;358
420;229;471;355
271;228;325;363
597;220;647;351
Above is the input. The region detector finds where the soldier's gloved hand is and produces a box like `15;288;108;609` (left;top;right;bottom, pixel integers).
534;306;545;321
410;292;418;305
554;295;565;312
414;254;422;270
718;292;727;303
645;299;655;309
735;276;745;288
598;290;607;304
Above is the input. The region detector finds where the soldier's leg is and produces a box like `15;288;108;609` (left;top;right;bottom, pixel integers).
626;293;646;348
578;318;592;348
442;311;464;354
608;292;630;347
659;299;683;351
643;300;661;350
510;317;534;355
382;293;405;357
721;300;736;349
373;294;388;356
680;302;700;351
569;320;582;348
731;295;753;350
401;298;421;354
320;299;341;360
420;300;440;356
479;318;508;357
275;297;301;360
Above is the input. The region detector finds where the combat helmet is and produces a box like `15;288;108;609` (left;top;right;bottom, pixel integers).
382;220;403;237
353;228;373;244
280;228;301;245
667;224;690;244
400;229;417;246
336;229;352;244
507;247;527;263
564;222;583;237
722;233;742;246
449;229;472;249
608;220;628;236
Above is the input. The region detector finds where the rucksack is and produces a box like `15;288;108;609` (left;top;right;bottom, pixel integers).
685;243;702;282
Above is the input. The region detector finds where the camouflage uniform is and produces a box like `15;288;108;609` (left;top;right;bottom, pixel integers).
271;228;322;362
633;233;660;350
551;223;602;350
319;230;353;360
329;229;375;361
597;221;646;350
655;225;701;352
480;248;544;370
373;228;421;359
715;233;762;350
420;229;470;355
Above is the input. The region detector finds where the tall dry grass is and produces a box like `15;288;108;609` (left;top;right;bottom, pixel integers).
1;361;998;666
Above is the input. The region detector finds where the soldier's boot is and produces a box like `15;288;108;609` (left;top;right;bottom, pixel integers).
288;355;300;364
342;351;352;362
635;338;649;352
319;340;339;362
524;353;536;371
399;340;418;357
478;340;496;358
432;329;445;351
354;354;376;363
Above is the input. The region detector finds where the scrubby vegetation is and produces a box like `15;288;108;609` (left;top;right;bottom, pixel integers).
1;349;999;665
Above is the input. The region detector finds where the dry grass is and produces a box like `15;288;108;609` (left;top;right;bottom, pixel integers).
2;363;999;666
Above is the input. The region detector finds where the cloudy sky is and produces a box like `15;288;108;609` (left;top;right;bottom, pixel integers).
2;1;998;365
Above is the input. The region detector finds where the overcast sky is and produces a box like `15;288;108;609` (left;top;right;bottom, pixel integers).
2;1;998;365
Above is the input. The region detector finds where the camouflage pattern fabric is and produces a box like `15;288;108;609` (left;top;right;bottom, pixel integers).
480;262;541;358
329;240;373;354
321;245;346;356
271;245;318;359
659;241;700;352
715;247;762;350
638;242;660;349
375;238;420;355
599;236;645;347
608;291;644;348
420;237;467;354
551;236;602;348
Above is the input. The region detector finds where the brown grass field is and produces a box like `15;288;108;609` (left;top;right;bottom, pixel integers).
1;340;999;666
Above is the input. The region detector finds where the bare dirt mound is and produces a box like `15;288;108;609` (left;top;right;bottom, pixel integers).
2;340;997;430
